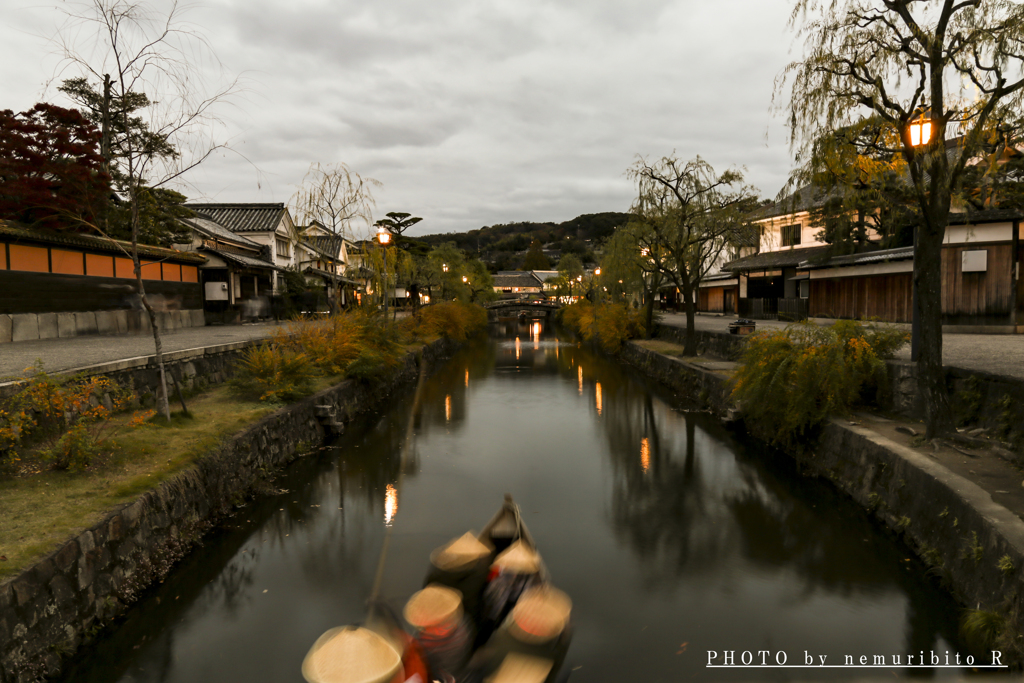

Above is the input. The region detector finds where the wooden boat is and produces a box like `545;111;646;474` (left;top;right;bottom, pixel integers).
478;494;539;555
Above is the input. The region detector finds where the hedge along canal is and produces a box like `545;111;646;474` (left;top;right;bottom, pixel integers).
0;336;462;683
42;320;979;682
621;337;1024;665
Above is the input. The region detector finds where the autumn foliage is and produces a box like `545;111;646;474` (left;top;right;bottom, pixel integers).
559;300;646;353
730;320;909;446
0;103;110;228
0;365;144;473
232;303;488;403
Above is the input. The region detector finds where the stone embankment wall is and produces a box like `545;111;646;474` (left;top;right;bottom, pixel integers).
0;339;254;405
653;322;1024;437
0;338;459;683
0;310;205;344
806;421;1024;629
620;337;1024;660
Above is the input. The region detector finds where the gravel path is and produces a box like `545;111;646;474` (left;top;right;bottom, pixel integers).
658;312;1024;380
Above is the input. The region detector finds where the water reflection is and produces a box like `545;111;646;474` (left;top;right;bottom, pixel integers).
60;318;969;683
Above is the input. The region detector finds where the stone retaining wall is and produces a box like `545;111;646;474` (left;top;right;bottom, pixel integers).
0;339;255;405
0;310;205;344
620;340;1024;661
0;338;459;683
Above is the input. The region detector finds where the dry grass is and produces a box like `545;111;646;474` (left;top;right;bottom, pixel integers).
634;339;689;357
0;384;282;579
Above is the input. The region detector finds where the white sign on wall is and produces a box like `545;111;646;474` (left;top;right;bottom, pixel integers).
962;250;988;273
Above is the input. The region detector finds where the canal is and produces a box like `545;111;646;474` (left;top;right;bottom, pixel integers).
61;319;967;682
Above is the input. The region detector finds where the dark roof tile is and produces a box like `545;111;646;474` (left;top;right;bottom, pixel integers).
186;203;287;234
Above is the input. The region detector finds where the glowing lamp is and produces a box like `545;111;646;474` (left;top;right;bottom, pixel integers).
909;119;932;147
377;228;392;245
594;268;601;276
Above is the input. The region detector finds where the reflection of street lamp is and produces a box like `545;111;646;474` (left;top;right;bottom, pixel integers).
907;115;931;362
377;227;392;320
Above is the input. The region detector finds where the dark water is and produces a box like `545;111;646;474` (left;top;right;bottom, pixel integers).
62;320;976;682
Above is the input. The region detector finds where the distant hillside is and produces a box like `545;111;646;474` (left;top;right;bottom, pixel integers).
416;212;632;269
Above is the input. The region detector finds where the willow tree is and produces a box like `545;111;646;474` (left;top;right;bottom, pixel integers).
778;0;1024;437
601;221;666;335
627;154;758;355
55;0;237;420
290;162;380;239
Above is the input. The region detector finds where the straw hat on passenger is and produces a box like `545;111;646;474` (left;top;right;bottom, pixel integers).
507;585;572;644
403;584;464;629
301;625;402;683
485;653;554;683
493;540;541;574
430;531;492;571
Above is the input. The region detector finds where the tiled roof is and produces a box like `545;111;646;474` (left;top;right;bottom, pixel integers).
722;245;832;272
493;272;543;288
181;215;263;249
303;235;344;259
0;220;207;264
798;246;914;269
751;185;832;221
186;203;287;234
948;208;1024;224
200;247;277;271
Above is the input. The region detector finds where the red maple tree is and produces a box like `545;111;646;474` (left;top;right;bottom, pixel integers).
0;103;110;229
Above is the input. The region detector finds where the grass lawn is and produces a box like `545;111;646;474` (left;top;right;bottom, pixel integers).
0;383;300;580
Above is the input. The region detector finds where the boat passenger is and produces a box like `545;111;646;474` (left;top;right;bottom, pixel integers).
480;540;543;641
300;624;414;683
404;584;474;680
464;585;573;683
426;531;495;628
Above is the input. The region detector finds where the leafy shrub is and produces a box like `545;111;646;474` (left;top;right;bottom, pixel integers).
0;365;137;473
730;320;908;446
231;343;317;403
559;301;645;352
414;301;488;342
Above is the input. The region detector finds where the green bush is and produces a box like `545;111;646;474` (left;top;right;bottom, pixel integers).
731;320;908;446
231;344;317;403
559;301;645;352
411;301;488;342
40;423;100;471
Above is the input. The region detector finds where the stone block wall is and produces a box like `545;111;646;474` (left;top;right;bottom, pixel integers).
0;338;458;683
0;310;205;344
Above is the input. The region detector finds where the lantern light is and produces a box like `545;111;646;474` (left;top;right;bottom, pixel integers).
909;118;932;147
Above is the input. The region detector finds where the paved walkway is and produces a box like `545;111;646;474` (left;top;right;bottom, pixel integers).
0;323;283;380
658;312;1024;380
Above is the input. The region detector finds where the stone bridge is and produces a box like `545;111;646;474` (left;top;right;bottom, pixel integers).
483;299;561;320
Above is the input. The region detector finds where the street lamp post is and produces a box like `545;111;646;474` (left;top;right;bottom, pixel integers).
907;113;932;362
377;227;392;321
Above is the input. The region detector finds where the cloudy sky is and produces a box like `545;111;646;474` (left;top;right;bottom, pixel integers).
5;0;802;238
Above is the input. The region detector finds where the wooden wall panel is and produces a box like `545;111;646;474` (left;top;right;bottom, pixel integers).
0;270;201;314
86;253;114;278
941;245;1013;316
810;274;912;322
51;249;84;275
9;245;49;273
115;257;135;279
182;265;199;283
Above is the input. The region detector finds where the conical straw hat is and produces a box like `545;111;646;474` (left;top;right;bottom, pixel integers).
485;653;554;683
507;585;571;644
493;540;541;574
430;531;492;571
301;625;402;683
403;584;464;629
